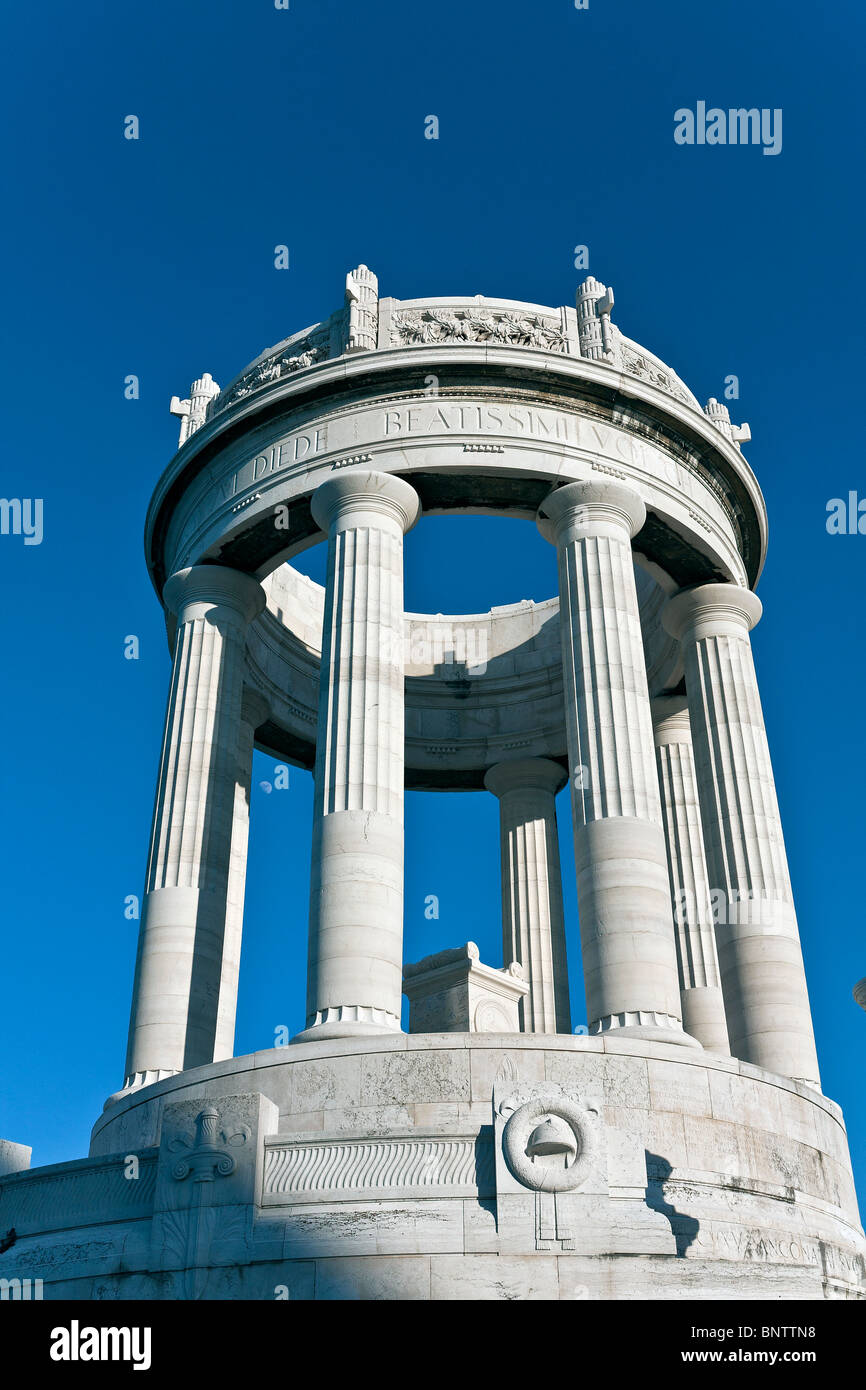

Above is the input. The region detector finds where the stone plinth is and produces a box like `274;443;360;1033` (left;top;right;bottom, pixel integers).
1;1037;861;1301
402;943;529;1033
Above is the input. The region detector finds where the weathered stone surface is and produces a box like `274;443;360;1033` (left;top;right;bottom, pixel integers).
403;943;528;1034
0;1140;31;1176
298;471;420;1043
122;566;266;1090
314;1255;432;1301
358;1046;471;1107
663;584;821;1088
538;481;692;1043
430;1252;559;1300
484;759;571;1033
7;1040;866;1298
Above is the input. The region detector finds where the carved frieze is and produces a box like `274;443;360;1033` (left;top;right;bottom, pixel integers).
173;268;713;445
619;343;692;403
391;307;568;353
263;1134;493;1202
212;328;332;417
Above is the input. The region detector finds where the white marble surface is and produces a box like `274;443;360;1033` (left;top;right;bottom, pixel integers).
484;759;570;1033
652;696;730;1054
664;585;820;1088
3;1037;861;1301
538;481;690;1042
403;943;529;1033
124;565;265;1089
298;472;420;1041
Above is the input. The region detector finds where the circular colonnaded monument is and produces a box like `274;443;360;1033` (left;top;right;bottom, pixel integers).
1;265;864;1301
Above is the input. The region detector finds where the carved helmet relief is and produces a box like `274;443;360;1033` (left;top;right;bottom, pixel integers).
500;1092;599;1193
526;1115;578;1168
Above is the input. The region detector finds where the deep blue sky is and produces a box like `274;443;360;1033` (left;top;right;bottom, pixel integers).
2;0;865;1212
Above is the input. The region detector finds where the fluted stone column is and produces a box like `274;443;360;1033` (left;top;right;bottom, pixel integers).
537;480;694;1045
484;758;571;1034
663;584;820;1086
652;696;730;1053
213;685;270;1063
124;565;266;1089
297;470;420;1041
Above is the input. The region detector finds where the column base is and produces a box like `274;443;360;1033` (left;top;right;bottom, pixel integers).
680;985;731;1055
104;1069;180;1110
792;1078;823;1094
589;1013;703;1049
292;1004;402;1044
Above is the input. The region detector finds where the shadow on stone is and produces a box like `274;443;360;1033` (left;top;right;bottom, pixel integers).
645;1151;699;1257
475;1127;496;1200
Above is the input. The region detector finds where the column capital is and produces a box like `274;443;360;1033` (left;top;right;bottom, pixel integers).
663;583;762;644
311;469;420;536
163;565;266;627
536;479;646;546
484;757;568;799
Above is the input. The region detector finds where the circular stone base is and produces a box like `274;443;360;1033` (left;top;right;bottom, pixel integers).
1;1035;863;1301
590;1023;703;1048
290;1020;403;1044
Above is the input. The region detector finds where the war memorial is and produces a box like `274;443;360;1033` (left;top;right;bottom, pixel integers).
1;266;863;1300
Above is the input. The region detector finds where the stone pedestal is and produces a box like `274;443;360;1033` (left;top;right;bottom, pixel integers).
403;943;529;1033
3;1036;858;1301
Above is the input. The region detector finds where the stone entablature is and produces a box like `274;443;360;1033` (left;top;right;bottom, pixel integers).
202;272;712;428
148;267;763;603
151;376;761;598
